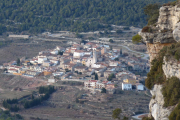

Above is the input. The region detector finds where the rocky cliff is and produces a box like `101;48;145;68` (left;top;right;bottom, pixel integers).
139;4;180;62
139;2;180;120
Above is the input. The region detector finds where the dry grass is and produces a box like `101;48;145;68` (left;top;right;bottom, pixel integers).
18;86;150;120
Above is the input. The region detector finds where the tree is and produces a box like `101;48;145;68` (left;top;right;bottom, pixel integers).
120;49;122;55
114;58;119;61
101;88;106;93
132;34;142;44
16;58;20;66
107;73;115;81
58;51;63;55
112;108;122;120
95;73;98;80
109;39;114;43
143;3;160;25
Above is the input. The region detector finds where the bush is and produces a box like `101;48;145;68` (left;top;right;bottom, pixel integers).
101;88;106;93
163;1;177;6
162;76;180;107
109;39;114;43
132;34;142;44
144;4;160;25
145;46;167;89
141;26;152;33
169;102;180;120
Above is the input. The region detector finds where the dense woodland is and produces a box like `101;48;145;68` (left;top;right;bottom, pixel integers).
0;0;173;34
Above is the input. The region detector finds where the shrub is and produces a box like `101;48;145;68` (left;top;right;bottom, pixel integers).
132;34;142;44
101;88;106;93
145;46;167;89
141;26;152;33
144;4;160;25
162;76;180;107
169;102;180;120
163;1;177;6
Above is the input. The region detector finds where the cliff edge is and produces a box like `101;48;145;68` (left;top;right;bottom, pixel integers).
138;1;180;120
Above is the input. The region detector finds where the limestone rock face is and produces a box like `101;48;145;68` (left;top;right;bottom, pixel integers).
139;32;174;44
149;85;174;120
139;4;180;120
163;57;180;79
146;43;171;62
173;22;180;42
157;6;180;30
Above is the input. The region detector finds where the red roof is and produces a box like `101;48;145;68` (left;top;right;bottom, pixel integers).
89;80;98;82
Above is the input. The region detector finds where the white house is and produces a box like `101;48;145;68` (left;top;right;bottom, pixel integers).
122;82;132;90
50;50;58;55
73;50;85;58
84;80;98;88
38;57;47;64
136;83;144;91
48;79;56;83
53;72;64;76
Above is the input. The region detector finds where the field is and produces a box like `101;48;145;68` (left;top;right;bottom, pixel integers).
17;85;150;120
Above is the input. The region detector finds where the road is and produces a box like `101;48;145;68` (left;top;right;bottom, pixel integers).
111;44;149;60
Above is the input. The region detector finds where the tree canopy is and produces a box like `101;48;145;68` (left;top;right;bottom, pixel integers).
0;0;173;34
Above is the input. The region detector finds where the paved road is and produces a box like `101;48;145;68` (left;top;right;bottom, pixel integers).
132;113;149;120
111;44;149;60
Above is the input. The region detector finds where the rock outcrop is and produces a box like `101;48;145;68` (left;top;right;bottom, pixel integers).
139;3;180;120
139;5;180;63
163;56;180;79
149;85;174;120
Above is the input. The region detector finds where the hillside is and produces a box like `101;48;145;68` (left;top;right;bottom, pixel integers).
0;0;173;34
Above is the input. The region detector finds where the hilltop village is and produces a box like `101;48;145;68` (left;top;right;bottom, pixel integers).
1;41;150;92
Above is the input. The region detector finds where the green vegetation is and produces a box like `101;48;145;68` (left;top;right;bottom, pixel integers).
3;99;19;112
132;34;142;44
95;73;98;80
162;76;180;107
101;88;106;93
109;39;114;43
169;102;180;120
112;108;122;120
144;4;161;25
0;0;173;34
107;73;116;81
16;58;20;66
24;86;55;109
163;0;179;6
141;26;152;33
58;51;63;55
145;46;168;89
0;110;23;120
112;108;129;120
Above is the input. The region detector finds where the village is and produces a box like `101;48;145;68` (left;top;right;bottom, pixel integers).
1;40;150;93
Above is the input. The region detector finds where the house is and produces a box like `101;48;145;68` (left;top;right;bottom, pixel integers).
74;66;88;73
53;72;64;76
122;82;132;90
48;79;56;83
136;83;144;91
8;69;18;73
84;80;98;89
123;78;136;85
73;50;85;58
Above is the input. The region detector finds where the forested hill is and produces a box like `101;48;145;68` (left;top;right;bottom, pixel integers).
0;0;173;34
